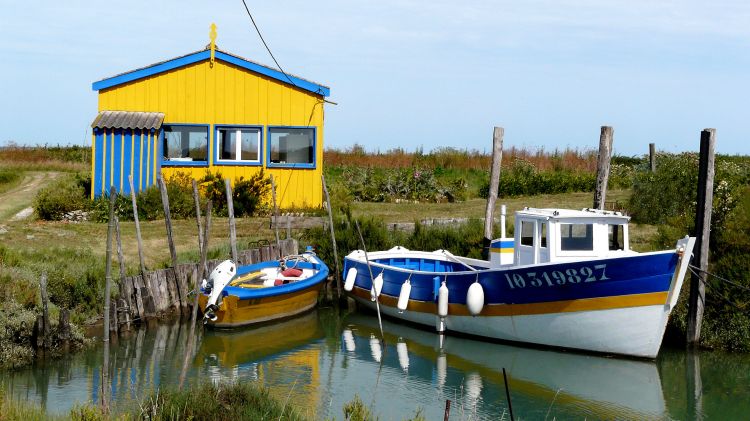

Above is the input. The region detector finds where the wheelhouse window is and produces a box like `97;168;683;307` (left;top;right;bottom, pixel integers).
163;125;208;163
268;127;314;167
609;224;625;251
217;127;261;163
520;221;534;246
539;222;548;248
560;223;594;251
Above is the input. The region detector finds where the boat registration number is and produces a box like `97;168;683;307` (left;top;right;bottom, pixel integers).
504;264;609;289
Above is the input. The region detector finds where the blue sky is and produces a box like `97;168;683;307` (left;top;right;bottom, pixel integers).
0;0;747;156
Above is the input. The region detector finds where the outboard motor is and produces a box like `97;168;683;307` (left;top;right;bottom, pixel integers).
203;260;236;322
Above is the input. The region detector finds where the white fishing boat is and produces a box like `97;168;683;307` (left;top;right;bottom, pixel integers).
343;208;695;358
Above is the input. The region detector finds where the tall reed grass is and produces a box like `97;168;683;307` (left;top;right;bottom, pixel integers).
325;144;600;172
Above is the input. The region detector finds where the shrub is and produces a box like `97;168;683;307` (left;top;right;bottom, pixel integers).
199;169;271;217
479;159;597;198
34;174;89;220
338;166;466;203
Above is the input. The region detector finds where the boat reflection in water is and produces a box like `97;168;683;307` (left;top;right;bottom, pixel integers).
5;309;749;419
343;313;668;420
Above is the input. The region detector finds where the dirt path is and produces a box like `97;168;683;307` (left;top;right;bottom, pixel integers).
0;171;63;221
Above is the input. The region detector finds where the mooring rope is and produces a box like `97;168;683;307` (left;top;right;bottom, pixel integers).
687;266;748;313
688;264;750;293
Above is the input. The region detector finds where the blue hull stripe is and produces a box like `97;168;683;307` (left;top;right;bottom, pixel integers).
343;253;677;305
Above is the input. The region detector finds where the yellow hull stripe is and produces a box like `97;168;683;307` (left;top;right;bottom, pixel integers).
352;287;668;317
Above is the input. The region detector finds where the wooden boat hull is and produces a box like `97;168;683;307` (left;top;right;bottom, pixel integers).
199;255;328;328
343;237;694;358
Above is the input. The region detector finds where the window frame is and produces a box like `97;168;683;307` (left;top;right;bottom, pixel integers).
214;124;263;166
557;222;595;254
266;126;317;169
161;123;210;167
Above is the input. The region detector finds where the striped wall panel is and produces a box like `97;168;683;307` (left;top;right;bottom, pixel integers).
91;129;161;198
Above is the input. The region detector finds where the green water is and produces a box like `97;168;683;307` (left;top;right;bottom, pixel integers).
2;308;749;420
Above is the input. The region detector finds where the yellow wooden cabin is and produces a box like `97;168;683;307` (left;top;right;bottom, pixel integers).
90;27;330;208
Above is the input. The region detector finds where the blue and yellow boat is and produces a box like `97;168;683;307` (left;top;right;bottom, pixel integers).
199;251;329;328
343;208;695;358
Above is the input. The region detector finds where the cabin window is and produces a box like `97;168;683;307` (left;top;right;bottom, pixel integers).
163;125;208;164
268;127;315;168
216;126;261;164
559;223;594;251
609;224;625;251
539;222;547;248
520;221;534;246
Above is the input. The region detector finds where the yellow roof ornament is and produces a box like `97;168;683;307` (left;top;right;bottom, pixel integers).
209;23;217;68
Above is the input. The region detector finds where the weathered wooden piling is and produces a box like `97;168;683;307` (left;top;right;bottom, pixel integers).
129;176;147;275
158;177;178;268
270;175;281;257
649;143;656;172
225;179;238;263
593;126;614;210
38;272;50;349
321;174;342;299
687;129;716;346
114;216;131;330
192;180;204;257
102;186;117;411
483;127;503;260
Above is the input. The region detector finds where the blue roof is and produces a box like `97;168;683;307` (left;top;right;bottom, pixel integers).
92;49;330;97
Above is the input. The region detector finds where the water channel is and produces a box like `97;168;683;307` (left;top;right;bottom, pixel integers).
3;307;749;420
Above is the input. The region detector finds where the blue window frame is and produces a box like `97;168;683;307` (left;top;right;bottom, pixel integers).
266;126;316;169
214;125;263;166
162;124;209;167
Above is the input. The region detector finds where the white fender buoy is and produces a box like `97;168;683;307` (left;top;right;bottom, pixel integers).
369;334;382;362
438;281;449;317
344;268;357;292
465;372;484;402
397;280;411;312
466;282;485;316
371;273;384;301
397;341;409;371
437;353;447;389
343;329;356;352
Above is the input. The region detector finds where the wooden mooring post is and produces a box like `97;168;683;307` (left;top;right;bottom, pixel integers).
270;175;281;258
593;126;613;210
158;177;178;268
225;179;238;263
192;180;204;257
322;174;342;300
483;127;503;260
128;176;147;275
37;273;50;349
687;128;716;346
102;186;116;411
649;143;656;172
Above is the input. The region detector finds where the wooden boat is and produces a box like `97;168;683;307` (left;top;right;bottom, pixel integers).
343;208;695;358
199;250;329;328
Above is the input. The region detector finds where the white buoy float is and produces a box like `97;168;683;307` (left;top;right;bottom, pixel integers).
397;341;409;371
465;372;484;403
369;334;382;362
344;268;357;291
437;353;447;389
370;273;384;301
438;280;449;317
343;329;356;352
466;282;485;316
397;280;411;312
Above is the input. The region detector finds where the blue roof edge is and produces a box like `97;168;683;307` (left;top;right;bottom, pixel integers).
91;50;330;97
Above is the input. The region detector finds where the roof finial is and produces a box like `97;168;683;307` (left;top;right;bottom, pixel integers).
209;23;217;68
